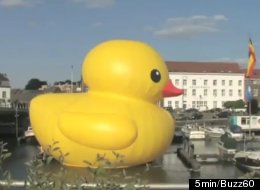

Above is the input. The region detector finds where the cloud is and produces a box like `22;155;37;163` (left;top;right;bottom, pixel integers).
154;15;228;39
0;0;34;7
72;0;116;8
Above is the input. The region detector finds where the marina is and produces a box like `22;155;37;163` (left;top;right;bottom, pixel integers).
1;127;259;189
1;1;260;188
1;110;260;189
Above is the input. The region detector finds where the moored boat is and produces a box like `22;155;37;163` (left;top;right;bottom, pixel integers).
217;133;237;161
234;151;260;172
181;124;205;140
24;126;34;138
205;127;225;138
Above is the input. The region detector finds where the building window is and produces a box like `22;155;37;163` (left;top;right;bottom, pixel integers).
192;79;196;86
204;80;208;86
2;91;6;98
213;80;217;86
175;79;179;86
204;89;207;96
192;89;196;96
213;101;217;108
222;80;225;86
221;89;225;96
253;89;258;96
183;79;187;86
204;101;207;107
238;80;242;86
175;101;179;108
183;89;187;96
238;89;242;97
197;101;203;109
213;89;217;96
229;80;233;86
241;118;246;125
241;117;250;125
167;101;172;107
192;101;196;108
229;89;233;96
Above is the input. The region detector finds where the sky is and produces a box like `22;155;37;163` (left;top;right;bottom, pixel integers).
0;0;259;89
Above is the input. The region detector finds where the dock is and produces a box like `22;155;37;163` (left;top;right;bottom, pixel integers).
194;153;220;163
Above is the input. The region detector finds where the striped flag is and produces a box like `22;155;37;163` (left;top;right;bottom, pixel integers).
245;38;256;78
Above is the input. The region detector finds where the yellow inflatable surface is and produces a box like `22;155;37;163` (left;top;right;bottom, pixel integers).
29;39;183;168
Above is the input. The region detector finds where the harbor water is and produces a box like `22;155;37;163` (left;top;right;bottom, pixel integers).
1;135;253;189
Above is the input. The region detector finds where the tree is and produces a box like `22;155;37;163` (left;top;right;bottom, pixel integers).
25;78;46;90
223;99;245;109
247;98;259;115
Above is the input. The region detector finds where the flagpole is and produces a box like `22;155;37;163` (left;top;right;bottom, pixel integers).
248;78;252;140
244;78;251;151
245;37;256;143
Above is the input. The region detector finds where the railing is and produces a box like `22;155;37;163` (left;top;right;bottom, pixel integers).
0;180;189;189
176;118;229;128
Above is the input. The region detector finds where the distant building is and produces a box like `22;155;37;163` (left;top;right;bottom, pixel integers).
164;61;245;111
11;89;43;109
244;69;260;107
53;80;86;93
11;86;62;109
0;73;11;108
38;81;48;91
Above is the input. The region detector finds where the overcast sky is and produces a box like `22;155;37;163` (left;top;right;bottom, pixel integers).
0;0;259;88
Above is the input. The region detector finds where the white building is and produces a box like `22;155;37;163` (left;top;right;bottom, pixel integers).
164;62;245;111
0;73;11;108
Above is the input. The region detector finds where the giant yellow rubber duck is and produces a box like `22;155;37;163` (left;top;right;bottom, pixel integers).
29;39;183;168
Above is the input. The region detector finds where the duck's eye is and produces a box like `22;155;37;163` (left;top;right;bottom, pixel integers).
150;69;161;83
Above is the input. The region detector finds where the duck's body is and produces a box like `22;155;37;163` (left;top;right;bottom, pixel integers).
30;91;173;167
30;39;182;168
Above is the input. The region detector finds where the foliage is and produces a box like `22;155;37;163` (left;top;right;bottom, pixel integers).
246;98;259;115
1;140;148;189
81;152;148;190
223;99;245;109
25;78;47;90
164;106;174;113
0;141;12;190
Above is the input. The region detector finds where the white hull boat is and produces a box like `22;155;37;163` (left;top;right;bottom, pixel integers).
234;151;260;172
205;127;225;138
181;124;205;140
24;126;35;138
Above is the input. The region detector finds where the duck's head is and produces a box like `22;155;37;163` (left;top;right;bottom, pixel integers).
82;39;183;102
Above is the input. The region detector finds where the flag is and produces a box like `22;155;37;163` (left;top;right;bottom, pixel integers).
245;38;256;78
245;80;253;102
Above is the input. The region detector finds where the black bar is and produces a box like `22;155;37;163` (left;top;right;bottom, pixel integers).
189;179;259;189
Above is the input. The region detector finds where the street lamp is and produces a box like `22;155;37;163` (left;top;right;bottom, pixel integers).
182;76;187;110
71;65;74;93
15;105;19;142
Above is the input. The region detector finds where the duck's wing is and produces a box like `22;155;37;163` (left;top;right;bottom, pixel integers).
58;112;137;150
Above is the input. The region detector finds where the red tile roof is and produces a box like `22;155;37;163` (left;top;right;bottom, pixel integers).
241;69;260;79
166;61;243;74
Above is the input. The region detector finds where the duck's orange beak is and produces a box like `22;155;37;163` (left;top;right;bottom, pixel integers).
162;80;183;97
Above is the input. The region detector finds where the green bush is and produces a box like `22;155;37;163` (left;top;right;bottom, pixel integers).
0;140;148;190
